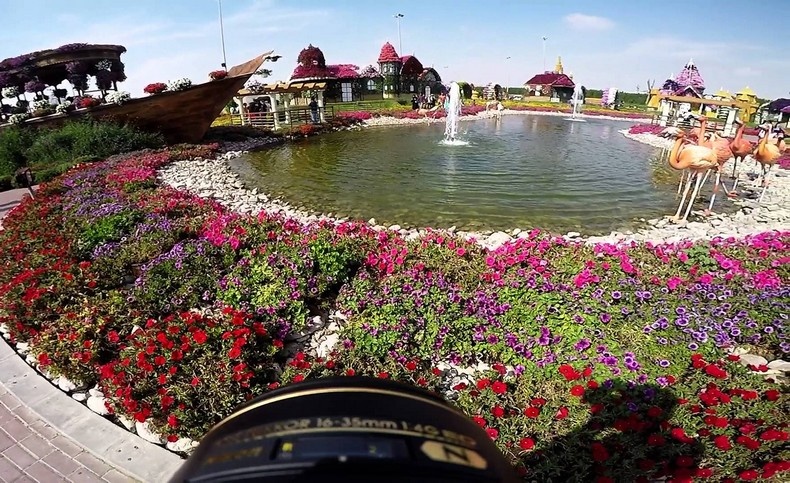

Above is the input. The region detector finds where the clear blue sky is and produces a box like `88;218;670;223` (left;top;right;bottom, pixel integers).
2;0;788;98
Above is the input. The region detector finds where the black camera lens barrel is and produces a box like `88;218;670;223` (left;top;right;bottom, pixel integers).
169;376;520;482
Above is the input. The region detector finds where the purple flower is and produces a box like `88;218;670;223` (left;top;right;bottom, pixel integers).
657;359;670;368
575;339;591;352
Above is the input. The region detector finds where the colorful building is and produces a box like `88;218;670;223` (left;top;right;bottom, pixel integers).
523;56;575;102
377;42;442;99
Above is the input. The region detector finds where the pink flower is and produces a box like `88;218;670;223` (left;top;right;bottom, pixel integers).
666;276;683;290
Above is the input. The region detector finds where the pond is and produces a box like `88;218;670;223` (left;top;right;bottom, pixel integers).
231;115;684;234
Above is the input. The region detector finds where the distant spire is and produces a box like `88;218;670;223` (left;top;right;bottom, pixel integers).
687;58;694;66
554;56;564;74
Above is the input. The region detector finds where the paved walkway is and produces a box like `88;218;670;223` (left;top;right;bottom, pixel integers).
0;188;35;230
0;386;131;483
0;188;182;482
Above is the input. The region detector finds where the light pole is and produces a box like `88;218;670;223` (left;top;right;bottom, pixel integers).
218;0;228;70
505;56;511;98
394;14;404;54
542;36;548;72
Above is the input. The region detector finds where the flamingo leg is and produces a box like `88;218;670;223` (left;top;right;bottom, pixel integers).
682;171;705;221
672;171;696;220
758;165;773;203
731;156;742;192
706;168;723;214
676;170;687;198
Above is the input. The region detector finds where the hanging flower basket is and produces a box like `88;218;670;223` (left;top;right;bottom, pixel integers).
143;82;167;95
209;70;228;81
167;78;192;92
106;91;131;105
76;96;101;109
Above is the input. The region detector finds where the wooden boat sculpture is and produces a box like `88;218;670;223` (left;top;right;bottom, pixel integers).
1;45;274;143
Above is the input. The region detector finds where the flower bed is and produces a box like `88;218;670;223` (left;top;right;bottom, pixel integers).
0;145;788;481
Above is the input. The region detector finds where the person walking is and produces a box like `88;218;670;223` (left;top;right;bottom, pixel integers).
309;97;319;124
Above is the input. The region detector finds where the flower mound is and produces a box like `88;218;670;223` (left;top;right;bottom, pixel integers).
0;144;788;481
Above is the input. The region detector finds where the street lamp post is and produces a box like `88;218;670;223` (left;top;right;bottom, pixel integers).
218;0;228;70
542;36;548;72
505;56;511;99
394;14;404;54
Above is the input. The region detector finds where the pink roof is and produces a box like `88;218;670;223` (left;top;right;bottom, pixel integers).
524;73;575;88
378;42;400;62
327;64;360;79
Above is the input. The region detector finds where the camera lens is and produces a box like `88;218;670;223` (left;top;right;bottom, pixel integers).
169;376;520;482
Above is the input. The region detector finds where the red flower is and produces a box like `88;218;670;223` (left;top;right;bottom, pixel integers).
735;435;760;450
524;407;540;419
491;406;505;418
530;398;546;407
293;374;305;383
107;331;120;343
704;364;728;379
167;414;178;428
228;346;241;359
647;434;665;447
582;366;593;378
518;437;535;451
492;363;506;375
559;364;581;381
192;329;207;344
726;354;740;361
167;434;179;443
491;381;507;394
570;385;585;397
764;389;780;401
713;435;732;451
477;378;491;390
646;406;663;419
587;380;599;389
555;407;569;420
694;467;713;478
591;442;609;462
190;377;200;387
590;403;604;415
37;353;51;366
404;361;417;371
738;469;758;481
486;427;498;440
377;371;389;379
472;415;487;427
346;369;356;376
671;427;694;444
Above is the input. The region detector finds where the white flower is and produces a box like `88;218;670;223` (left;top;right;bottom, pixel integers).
106;91;131;105
9;112;30;124
95;59;113;71
55;102;72;114
167;78;193;92
33;99;50;111
2;86;19;98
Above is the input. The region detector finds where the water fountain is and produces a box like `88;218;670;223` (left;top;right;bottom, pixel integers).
566;83;586;122
441;82;465;144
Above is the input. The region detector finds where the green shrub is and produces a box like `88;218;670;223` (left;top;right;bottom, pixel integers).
25;120;164;167
0;126;33;179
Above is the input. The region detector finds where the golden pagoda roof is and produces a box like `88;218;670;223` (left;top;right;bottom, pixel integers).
714;87;732;98
736;86;756;96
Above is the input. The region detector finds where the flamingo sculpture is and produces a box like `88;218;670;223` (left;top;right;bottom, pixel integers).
696;116;734;214
753;124;782;202
728;118;753;191
666;134;718;222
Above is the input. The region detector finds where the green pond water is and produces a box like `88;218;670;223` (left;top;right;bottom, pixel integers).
231;115;687;234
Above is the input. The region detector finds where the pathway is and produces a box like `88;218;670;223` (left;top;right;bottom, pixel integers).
0;188;35;230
